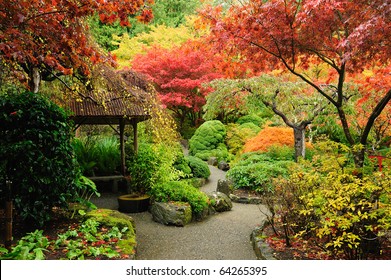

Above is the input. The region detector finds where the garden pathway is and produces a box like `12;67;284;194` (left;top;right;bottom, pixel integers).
91;165;269;260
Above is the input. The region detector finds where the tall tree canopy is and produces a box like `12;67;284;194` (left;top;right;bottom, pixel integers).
0;0;153;92
202;0;391;168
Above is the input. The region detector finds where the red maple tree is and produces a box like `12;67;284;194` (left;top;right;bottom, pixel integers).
201;0;391;168
132;41;223;128
0;0;153;92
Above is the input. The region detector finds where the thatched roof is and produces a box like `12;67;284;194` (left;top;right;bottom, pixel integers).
67;66;152;125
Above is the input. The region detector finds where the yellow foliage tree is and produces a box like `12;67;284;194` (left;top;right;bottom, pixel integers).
112;17;202;68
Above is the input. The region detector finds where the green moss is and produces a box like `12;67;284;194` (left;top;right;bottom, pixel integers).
85;209;137;257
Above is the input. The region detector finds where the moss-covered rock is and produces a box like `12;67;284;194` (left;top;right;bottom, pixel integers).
150;202;192;226
85;209;137;259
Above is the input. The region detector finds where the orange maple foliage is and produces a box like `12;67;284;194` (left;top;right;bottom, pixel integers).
243;126;293;153
243;126;312;153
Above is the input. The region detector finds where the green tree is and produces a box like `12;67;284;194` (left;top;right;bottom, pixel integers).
152;0;202;27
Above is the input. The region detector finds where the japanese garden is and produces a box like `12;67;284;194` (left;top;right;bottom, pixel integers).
0;0;390;260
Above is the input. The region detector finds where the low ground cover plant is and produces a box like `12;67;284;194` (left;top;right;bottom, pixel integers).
0;218;132;260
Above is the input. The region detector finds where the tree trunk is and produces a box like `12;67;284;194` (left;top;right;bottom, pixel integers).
293;126;306;162
28;67;41;93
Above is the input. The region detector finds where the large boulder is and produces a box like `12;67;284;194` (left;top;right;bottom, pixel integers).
207;157;218;166
208;191;233;212
218;161;230;171
150;202;192;226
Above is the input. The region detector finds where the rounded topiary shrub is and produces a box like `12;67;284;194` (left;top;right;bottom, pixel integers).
0;91;78;226
189;120;228;161
186;156;211;179
236;114;265;127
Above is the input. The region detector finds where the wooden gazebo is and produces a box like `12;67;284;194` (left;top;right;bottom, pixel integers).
67;66;152;176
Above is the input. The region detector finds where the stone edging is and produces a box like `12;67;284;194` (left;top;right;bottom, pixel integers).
229;194;263;204
250;220;278;260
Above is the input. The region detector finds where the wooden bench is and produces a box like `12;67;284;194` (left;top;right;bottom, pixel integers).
87;175;126;193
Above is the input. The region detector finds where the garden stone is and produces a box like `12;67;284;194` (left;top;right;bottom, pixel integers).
150;202;192;227
208;191;233;212
216;179;232;196
218;161;230;171
192;204;215;222
207;157;218;166
230;194;262;204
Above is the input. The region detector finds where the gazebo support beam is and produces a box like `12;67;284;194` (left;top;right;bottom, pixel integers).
132;120;138;155
119;118;126;176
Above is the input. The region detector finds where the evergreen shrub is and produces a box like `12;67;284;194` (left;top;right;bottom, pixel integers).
226;152;293;192
151;181;210;214
0;91;78;226
189;120;229;161
186;156;211;179
236;114;265;127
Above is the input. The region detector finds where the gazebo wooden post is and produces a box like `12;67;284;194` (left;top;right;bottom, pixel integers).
5;180;13;251
132;119;138;155
119;118;126;176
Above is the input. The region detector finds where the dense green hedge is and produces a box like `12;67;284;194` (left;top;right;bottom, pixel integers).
0;91;78;226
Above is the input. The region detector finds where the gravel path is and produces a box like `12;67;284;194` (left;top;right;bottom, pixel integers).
91;165;269;260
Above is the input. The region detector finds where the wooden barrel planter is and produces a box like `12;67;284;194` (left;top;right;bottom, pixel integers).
118;194;150;213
